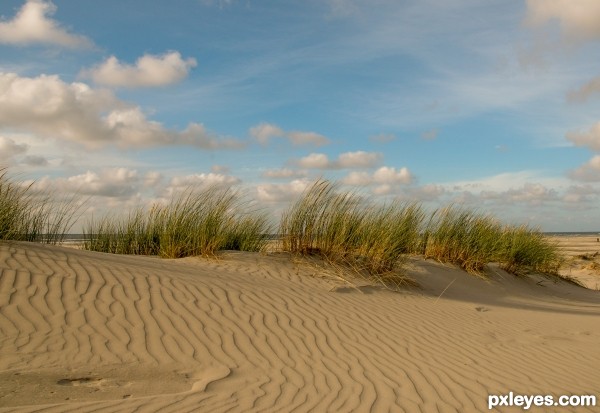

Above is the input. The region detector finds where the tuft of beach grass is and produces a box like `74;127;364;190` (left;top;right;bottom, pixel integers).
280;180;424;287
83;186;272;257
0;168;82;244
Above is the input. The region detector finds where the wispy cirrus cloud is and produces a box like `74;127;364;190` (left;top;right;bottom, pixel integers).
0;0;92;48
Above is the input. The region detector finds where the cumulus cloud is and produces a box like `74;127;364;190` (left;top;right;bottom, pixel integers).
82;52;197;88
32;168;142;198
479;183;558;205
287;131;329;146
0;72;244;149
297;153;330;169
250;123;285;145
166;173;241;193
563;185;600;203
0;136;28;161
22;155;48;166
0;0;92;48
249;122;329;146
296;151;382;169
525;0;600;42
342;166;413;193
256;179;310;203
568;155;600;181
261;168;307;179
404;184;446;202
566;122;600;151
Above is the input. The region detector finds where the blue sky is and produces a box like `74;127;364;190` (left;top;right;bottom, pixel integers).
2;0;600;231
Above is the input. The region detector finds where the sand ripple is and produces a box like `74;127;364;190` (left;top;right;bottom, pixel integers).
1;242;599;412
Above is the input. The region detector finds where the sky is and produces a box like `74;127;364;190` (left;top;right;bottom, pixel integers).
2;0;600;231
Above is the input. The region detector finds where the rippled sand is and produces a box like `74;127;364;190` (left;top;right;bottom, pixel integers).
1;241;598;412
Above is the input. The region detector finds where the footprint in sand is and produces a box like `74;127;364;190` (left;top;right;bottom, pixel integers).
57;377;103;387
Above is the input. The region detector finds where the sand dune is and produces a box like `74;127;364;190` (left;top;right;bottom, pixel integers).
0;241;599;412
551;235;600;290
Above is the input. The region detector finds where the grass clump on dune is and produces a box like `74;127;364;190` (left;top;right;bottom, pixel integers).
84;186;271;257
280;180;424;283
422;206;504;275
0;168;81;244
422;205;561;275
498;225;561;275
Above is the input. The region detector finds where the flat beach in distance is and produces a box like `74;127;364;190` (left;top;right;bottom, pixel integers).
1;239;598;412
550;234;600;290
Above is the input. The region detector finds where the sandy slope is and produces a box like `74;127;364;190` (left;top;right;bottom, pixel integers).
551;235;600;290
0;241;598;412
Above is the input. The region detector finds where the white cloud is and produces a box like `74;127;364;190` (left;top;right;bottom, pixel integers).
262;168;307;179
82;52;197;88
32;168;142;198
373;166;413;184
211;165;230;174
0;72;244;149
167;173;241;193
566;122;600;151
287;131;329;146
255;179;310;203
568;155;600;181
341;166;413;193
338;151;381;168
341;171;372;186
22;155;48;166
250;122;285;145
0;0;92;48
480;183;558;205
563;185;600;203
0;136;28;161
143;171;163;187
404;184;445;202
249;122;329;146
296;151;382;169
297;153;330;169
525;0;600;43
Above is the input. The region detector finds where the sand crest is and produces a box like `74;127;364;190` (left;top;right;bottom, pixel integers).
0;241;599;412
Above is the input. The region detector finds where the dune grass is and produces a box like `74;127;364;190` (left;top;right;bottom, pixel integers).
0;168;81;244
498;225;562;274
422;206;504;275
422;206;561;275
1;168;564;282
281;180;561;280
83;187;272;257
280;180;424;284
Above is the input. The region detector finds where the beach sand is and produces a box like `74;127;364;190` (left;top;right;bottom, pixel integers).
0;241;599;412
551;235;600;291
